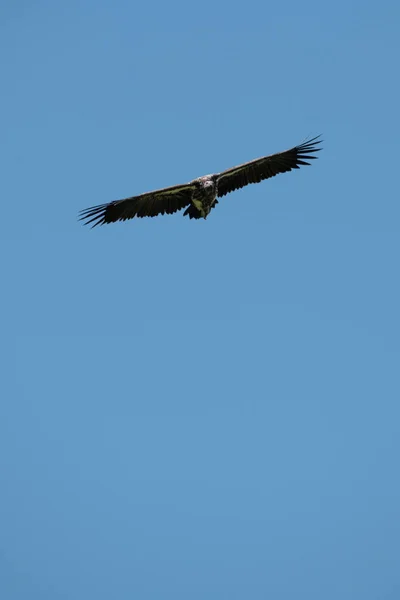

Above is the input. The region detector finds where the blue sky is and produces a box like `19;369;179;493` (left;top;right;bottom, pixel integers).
2;1;400;598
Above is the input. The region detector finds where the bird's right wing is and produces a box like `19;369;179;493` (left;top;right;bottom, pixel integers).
79;183;195;227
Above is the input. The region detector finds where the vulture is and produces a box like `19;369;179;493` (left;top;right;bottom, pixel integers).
79;136;322;227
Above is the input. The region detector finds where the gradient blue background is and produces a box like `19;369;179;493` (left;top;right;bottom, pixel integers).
2;1;400;598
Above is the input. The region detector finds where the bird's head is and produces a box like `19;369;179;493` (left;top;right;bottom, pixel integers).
195;174;215;188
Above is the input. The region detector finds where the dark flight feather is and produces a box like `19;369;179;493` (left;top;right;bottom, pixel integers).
216;136;321;198
79;183;194;227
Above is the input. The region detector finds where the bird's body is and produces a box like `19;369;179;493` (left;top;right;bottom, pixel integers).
190;175;218;218
79;136;322;227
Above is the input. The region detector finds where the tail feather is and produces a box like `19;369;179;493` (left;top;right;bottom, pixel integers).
183;205;202;219
183;200;219;219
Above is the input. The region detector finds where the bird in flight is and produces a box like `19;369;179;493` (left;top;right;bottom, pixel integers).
79;136;322;227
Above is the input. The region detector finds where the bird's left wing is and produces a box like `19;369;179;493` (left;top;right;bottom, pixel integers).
79;183;195;227
216;136;322;198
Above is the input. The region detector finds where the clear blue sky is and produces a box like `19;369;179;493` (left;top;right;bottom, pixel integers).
2;1;400;598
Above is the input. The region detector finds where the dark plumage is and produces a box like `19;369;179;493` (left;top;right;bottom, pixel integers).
79;136;322;227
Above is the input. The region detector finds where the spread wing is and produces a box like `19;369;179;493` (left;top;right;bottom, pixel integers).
216;136;322;198
79;183;195;227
